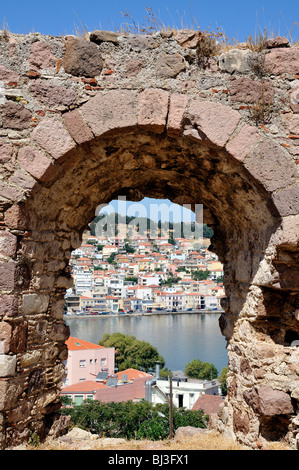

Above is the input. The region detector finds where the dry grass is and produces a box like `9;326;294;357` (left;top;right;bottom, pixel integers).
29;432;293;451
29;431;246;451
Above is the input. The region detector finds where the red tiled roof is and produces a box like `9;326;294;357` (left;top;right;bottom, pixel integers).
192;395;224;415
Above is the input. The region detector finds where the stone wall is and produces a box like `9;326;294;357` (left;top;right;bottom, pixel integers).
0;29;298;449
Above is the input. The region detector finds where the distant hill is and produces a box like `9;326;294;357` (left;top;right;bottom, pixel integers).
89;212;214;239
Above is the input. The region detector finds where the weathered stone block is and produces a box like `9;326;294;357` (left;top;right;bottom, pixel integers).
272;184;299;217
253;343;276;359
18;146;59;183
0;182;24;203
244;386;294;416
28;41;57;70
265;36;290;48
0;263;16;291
63;36;103;77
156;52;186;78
27;369;45;393
245;139;297;192
218;49;254;74
167;93;188;137
264;47;299;75
10;322;27;353
123;59;144;78
226;124;260;162
29;79;76;108
89;30;119;45
81;90;137;136
233;410;250;434
0;355;16;377
185;100;241;147
20;350;41;368
31;118;75;159
0;295;18;318
15;264;31;290
4;204;29;231
0;232;17;258
0;322;12;354
22;294;49;315
173;29;200;48
28;320;48;344
138;89;169;134
0;139;13;163
9;170;37;192
229;77;274;104
63;109;93;144
0;65;19;83
1;102;32;130
6;399;33;423
48;323;70;342
0;380;22;411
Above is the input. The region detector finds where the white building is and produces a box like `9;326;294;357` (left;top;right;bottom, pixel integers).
104;277;125;297
73;272;93;295
150;376;220;410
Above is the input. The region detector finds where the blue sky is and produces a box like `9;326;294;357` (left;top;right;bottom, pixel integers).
99;198;198;222
2;0;298;42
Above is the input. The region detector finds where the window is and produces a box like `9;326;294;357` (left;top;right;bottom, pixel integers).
90;359;93;364
79;360;86;368
74;395;84;406
101;358;106;366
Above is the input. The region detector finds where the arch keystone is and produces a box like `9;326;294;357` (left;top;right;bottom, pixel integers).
80;90;137;137
167;93;189;137
138;88;169;134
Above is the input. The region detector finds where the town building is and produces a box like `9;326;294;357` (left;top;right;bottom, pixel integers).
149;370;220;410
61;367;153;406
65;226;224;315
63;337;115;386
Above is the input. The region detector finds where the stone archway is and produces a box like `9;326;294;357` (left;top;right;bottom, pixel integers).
0;31;298;449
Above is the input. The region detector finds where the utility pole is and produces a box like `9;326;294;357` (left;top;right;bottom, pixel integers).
169;375;173;439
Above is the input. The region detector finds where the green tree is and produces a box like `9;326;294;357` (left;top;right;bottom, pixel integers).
107;253;117;264
99;333;165;372
219;367;228;396
202;224;214;239
124;243;135;254
185;359;218;380
125;277;138;284
191;270;210;281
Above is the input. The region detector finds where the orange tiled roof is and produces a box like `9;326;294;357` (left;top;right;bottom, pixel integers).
116;368;152;380
66;336;105;351
62;380;107;393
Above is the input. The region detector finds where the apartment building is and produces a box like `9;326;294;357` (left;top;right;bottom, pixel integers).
63;337;115;387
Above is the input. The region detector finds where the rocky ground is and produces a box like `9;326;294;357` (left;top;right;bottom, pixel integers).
9;426;291;451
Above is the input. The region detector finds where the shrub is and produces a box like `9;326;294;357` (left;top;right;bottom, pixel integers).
60;399;208;441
